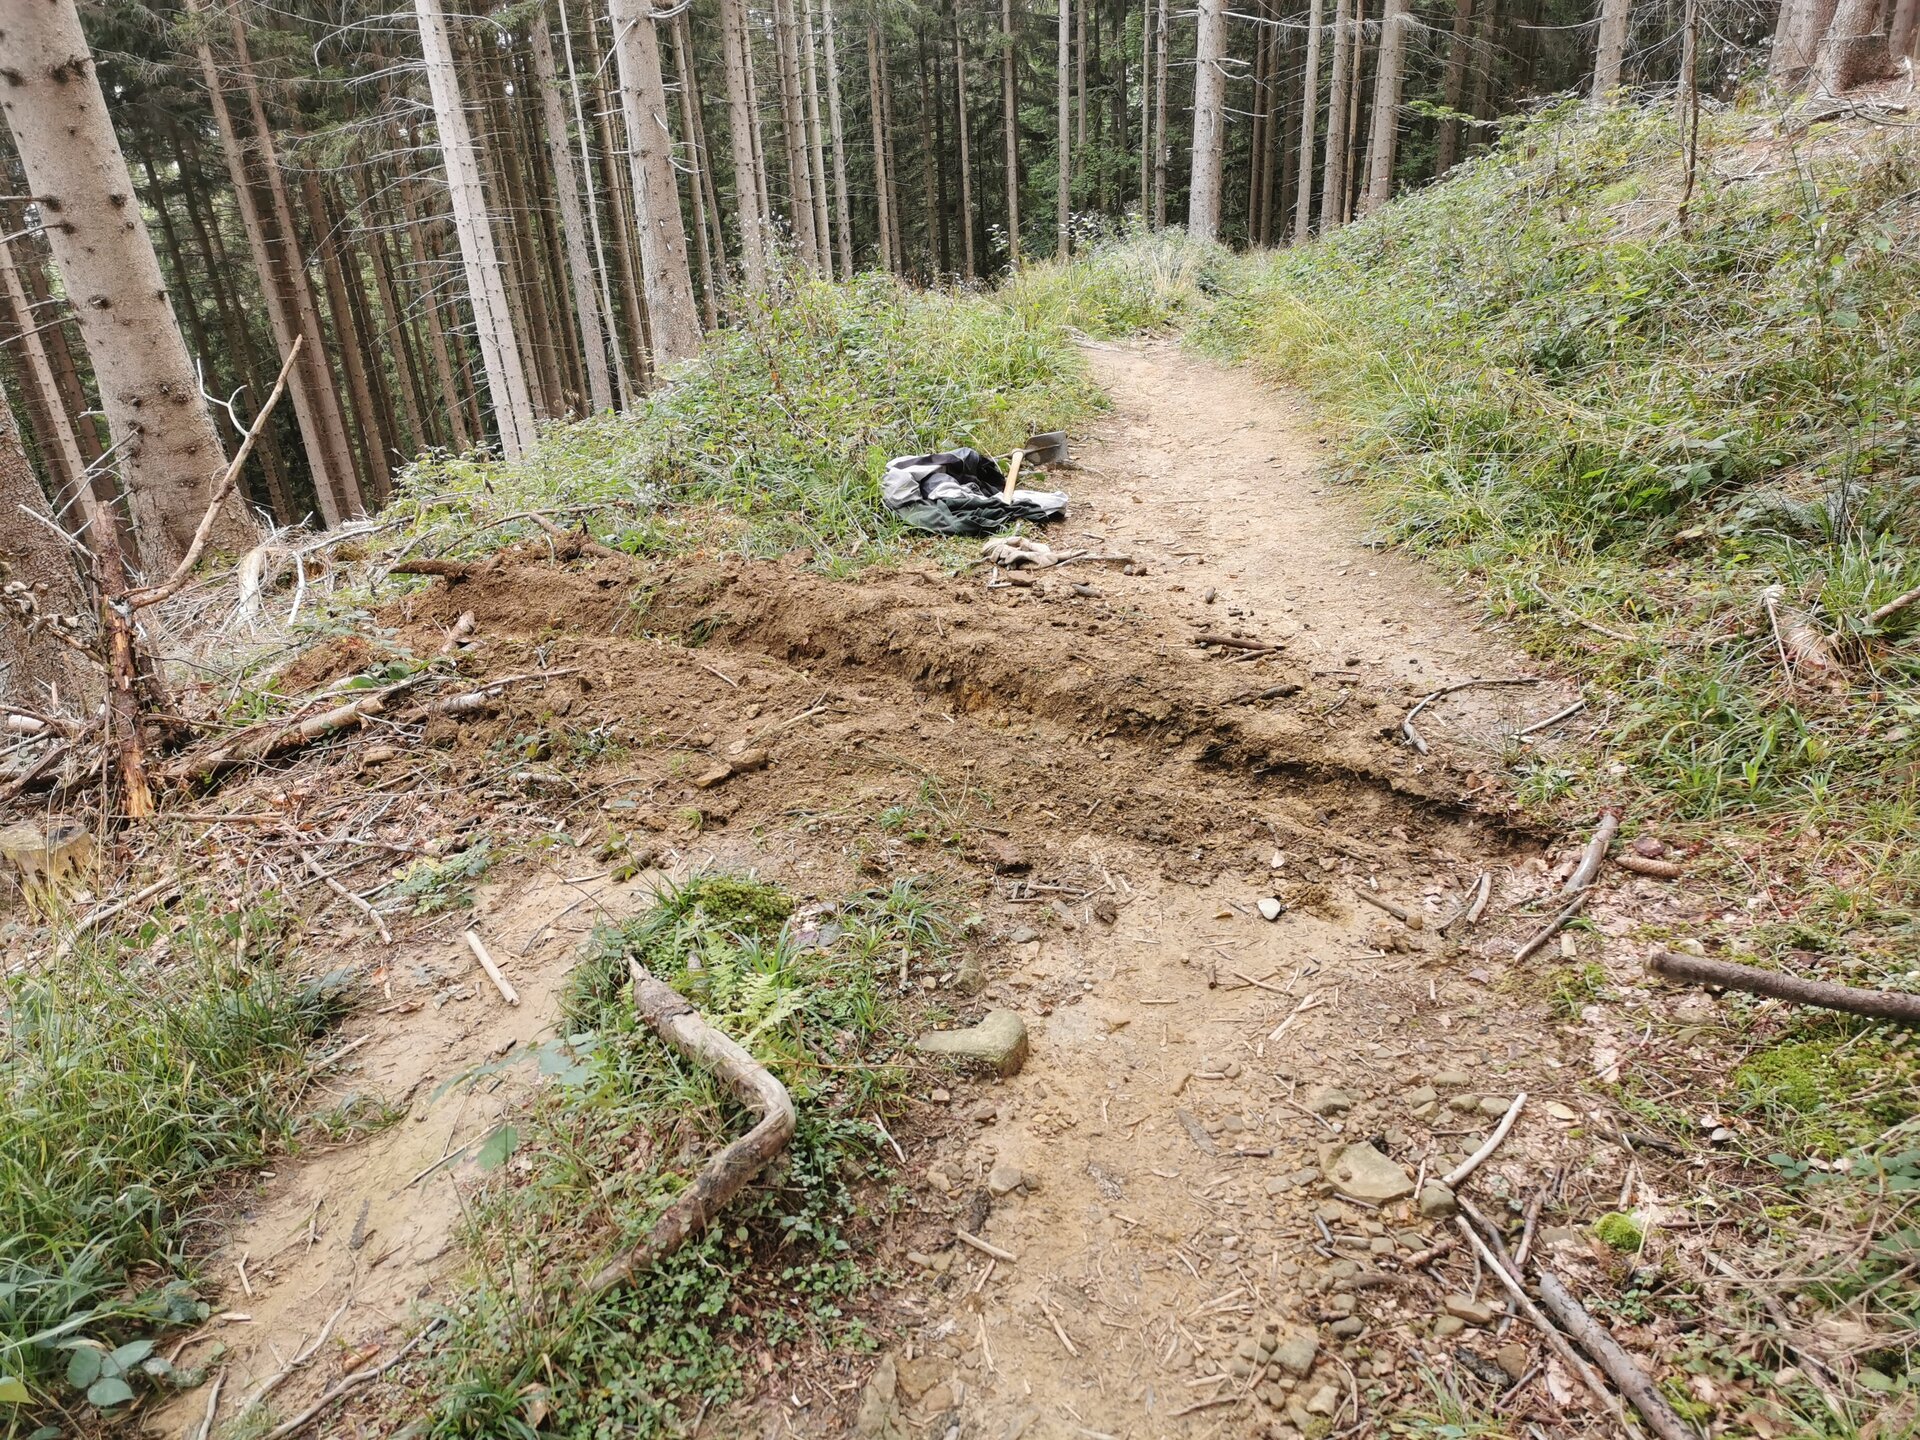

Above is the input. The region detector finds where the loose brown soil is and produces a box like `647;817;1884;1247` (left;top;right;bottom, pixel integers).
148;341;1683;1440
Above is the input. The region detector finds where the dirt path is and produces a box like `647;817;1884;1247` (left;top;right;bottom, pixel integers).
155;342;1617;1439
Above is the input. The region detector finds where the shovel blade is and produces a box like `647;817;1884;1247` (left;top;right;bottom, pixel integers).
1021;431;1069;467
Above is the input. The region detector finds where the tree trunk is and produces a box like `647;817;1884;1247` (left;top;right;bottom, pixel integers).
415;0;539;455
226;11;368;513
475;41;562;422
823;0;856;275
0;398;91;706
1341;0;1368;224
609;0;703;366
1362;0;1408;213
918;27;941;278
1152;0;1170;228
869;24;896;271
0;228;89;512
1814;0;1891;90
532;9;615;412
1891;0;1918;60
669;14;722;328
1004;0;1023;261
555;0;632;405
802;0;835;273
770;0;821;267
1592;0;1633;97
933;33;953;274
1139;0;1152;219
1772;0;1840;81
879;39;905;270
1248;1;1270;243
1077;0;1089;149
1294;0;1324;239
1059;0;1073;254
393;163;475;450
1;0;242;575
352;172;432;456
298;169;389;494
719;0;772;289
956;32;978;279
1468;0;1499;137
1434;0;1474;173
1318;0;1353;233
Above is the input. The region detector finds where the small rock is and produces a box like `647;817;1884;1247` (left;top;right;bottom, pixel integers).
986;1161;1026;1196
1545;1101;1578;1121
1330;1317;1364;1339
1305;1086;1355;1116
1432;1069;1471;1088
919;1383;955;1412
730;747;770;773
1433;1315;1466;1340
1630;835;1666;858
915;1010;1030;1077
1009;926;1039;945
1257;897;1284;922
1230;1356;1254;1379
1093;899;1118;925
1479;1095;1512;1118
1416;1182;1458;1219
1495;1343;1529;1381
1305;1384;1340;1416
926;1168;952;1192
930;1087;951;1104
1403;1086;1438;1110
691;763;735;789
1271;1331;1320;1378
1444;1295;1496;1326
855;1356;898;1438
1327;1143;1414;1203
952;954;988;997
967;1100;999;1124
1447;1093;1481;1113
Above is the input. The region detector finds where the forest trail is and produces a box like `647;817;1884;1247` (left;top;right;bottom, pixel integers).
153;343;1616;1439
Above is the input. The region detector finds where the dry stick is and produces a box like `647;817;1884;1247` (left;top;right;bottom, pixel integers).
464;930;519;1006
258;1320;441;1440
1513;696;1587;739
1440;871;1491;936
300;843;392;944
1513;888;1592;964
1536;1271;1695;1440
1442;1092;1527;1188
1563;812;1621;893
586;963;796;1295
1453;1219;1629;1431
193;1368;225;1440
1867;583;1920;628
1650;949;1920;1025
238;1289;354;1422
390;558;480;581
1354;887;1421;929
956;1227;1018;1263
1402;676;1541;755
55;875;180;959
527;510;621;559
124;337;303;611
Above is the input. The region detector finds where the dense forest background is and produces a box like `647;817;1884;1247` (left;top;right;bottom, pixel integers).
0;0;1910;573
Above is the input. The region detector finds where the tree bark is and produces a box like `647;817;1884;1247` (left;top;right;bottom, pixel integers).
0;397;91;705
879;37;905;269
0;227;90;512
555;0;633;405
1468;0;1499;139
1892;0;1918;61
1;0;243;576
1772;0;1840;82
1814;0;1892;90
350;173;431;456
1058;0;1073;254
225;10;367;514
1294;0;1324;239
1341;0;1368;224
415;0;540;455
720;0;772;290
823;0;856;276
1362;0;1409;213
1592;0;1632;98
955;31;978;279
298;169;388;494
670;14;723;329
801;0;835;273
532;9;615;412
770;0;821;267
1249;0;1271;243
1435;0;1474;171
869;24;896;271
474;40;561;422
585;0;654;388
1318;0;1353;233
1152;0;1170;228
1004;0;1024;260
1186;0;1226;239
392;161;474;450
1651;950;1920;1024
1139;0;1152;220
609;0;703;367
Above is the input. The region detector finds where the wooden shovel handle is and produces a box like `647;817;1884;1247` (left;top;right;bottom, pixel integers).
1002;449;1025;498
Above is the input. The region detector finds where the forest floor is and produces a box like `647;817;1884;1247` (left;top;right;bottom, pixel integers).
128;340;1760;1440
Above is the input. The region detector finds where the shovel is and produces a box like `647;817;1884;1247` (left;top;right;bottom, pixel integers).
999;431;1069;497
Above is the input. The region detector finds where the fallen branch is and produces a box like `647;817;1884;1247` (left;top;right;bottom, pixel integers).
464;930;519;1006
1563;811;1620;893
1867;584;1920;629
1192;633;1282;652
1513;697;1587;739
1440;871;1491;936
1536;1270;1695;1440
437;611;477;655
258;1319;442;1440
1700;1252;1843;1404
124;337;302;612
1355;886;1422;930
586;963;796;1295
1650;949;1920;1024
956;1227;1018;1263
528;511;621;560
390;558;480;582
1453;1218;1628;1431
1442;1092;1526;1189
1402;677;1541;755
56;875;179;959
1513;888;1591;963
301;844;391;944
